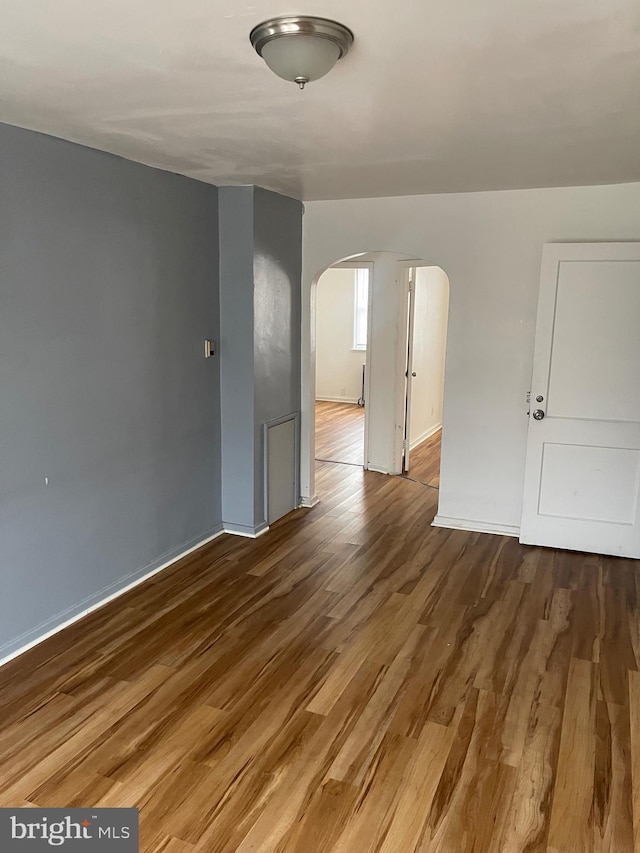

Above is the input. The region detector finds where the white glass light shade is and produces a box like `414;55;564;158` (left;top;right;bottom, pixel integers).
250;17;353;88
261;35;342;84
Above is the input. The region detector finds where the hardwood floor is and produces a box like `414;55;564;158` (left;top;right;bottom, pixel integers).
405;429;441;488
315;401;364;466
1;462;639;851
315;400;441;488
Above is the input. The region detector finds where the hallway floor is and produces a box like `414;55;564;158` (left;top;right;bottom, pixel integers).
315;401;365;466
315;400;442;488
0;463;639;851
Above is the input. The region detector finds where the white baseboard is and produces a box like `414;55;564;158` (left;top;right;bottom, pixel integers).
409;422;442;451
299;495;320;508
432;515;520;538
0;526;226;670
316;396;359;404
223;521;270;538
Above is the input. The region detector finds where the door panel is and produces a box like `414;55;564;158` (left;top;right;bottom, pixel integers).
538;443;640;524
547;261;640;422
520;243;640;558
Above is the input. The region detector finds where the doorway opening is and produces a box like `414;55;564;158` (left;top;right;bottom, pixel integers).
314;262;371;469
399;264;450;490
304;251;451;512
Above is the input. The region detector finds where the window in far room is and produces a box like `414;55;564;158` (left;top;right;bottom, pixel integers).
353;268;369;350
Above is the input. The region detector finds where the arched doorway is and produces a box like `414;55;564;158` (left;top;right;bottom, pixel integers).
301;250;450;510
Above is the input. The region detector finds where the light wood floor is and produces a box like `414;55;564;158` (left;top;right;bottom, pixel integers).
315;401;441;488
1;462;639;852
405;429;441;488
315;401;365;466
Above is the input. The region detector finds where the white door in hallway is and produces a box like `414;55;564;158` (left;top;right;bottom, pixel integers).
401;267;416;472
520;242;640;558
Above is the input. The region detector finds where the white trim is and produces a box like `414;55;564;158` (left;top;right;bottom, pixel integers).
409;422;442;451
353;267;370;350
316;396;360;404
299;494;320;508
432;515;520;538
363;264;374;469
223;521;270;539
0;527;226;670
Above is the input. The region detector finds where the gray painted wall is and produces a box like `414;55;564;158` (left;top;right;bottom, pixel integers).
253;188;303;522
218;186;303;533
0;122;221;660
218;187;256;533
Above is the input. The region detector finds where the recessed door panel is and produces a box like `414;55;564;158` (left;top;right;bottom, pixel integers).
548;260;640;422
538;443;640;524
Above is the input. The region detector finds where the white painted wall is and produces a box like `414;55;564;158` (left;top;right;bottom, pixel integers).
316;267;366;402
301;181;640;533
409;267;449;450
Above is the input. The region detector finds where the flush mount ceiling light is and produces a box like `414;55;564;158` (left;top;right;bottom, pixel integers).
250;16;354;89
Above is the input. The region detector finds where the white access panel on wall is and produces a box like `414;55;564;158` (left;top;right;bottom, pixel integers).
520;243;640;558
266;416;298;525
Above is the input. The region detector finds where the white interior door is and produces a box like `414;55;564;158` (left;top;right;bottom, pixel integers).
402;269;416;473
520;243;640;558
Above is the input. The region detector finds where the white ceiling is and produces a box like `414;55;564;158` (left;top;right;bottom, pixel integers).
1;0;640;200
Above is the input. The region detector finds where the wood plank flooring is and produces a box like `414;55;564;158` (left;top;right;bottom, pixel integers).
315;401;442;489
315;401;364;466
406;429;441;488
1;462;639;852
